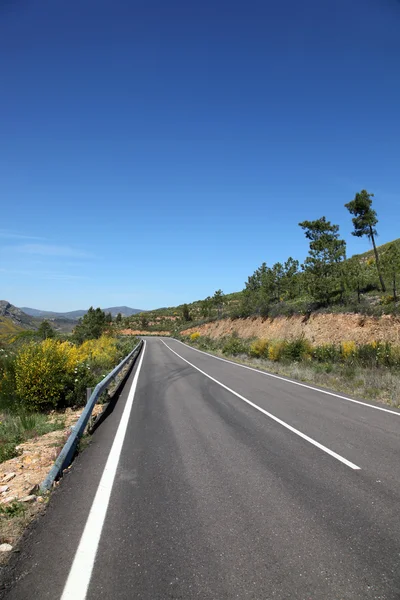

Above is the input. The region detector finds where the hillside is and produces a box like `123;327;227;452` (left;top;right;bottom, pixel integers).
20;305;144;320
0;301;37;339
0;301;36;329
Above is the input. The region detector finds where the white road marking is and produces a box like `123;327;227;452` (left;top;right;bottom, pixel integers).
171;338;400;417
61;342;146;600
161;340;360;470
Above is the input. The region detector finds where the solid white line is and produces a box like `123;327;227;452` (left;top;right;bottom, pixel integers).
161;340;360;470
171;338;400;417
61;342;147;600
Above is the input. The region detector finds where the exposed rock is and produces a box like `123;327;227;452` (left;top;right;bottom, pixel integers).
0;544;13;552
1;496;17;504
20;495;36;503
3;473;16;483
0;486;9;494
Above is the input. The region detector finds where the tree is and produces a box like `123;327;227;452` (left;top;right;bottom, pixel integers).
213;289;225;318
200;297;213;318
345;190;386;292
343;256;372;303
282;257;300;299
381;244;400;302
299;217;346;305
140;314;149;329
115;312;122;324
73;307;107;343
37;320;55;340
105;312;112;324
182;304;191;322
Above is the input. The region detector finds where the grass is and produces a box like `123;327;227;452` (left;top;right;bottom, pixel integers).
0;411;65;464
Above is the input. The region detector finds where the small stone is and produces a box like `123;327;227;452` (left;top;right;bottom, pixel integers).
3;473;16;483
37;496;45;504
20;495;36;503
0;485;9;494
0;544;13;552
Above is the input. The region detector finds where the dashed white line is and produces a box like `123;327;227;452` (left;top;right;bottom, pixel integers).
161;339;360;471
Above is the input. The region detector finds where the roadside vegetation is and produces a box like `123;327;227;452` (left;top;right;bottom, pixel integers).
0;308;138;466
180;332;400;407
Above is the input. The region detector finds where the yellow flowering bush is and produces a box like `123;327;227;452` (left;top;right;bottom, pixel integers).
15;340;72;411
341;341;356;360
12;335;128;412
190;332;201;341
249;338;269;358
78;335;119;367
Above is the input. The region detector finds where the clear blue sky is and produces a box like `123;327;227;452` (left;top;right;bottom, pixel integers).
1;0;399;311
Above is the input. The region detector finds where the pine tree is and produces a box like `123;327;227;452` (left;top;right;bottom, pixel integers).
345;190;386;292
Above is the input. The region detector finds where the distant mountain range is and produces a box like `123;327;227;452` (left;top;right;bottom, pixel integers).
19;306;144;320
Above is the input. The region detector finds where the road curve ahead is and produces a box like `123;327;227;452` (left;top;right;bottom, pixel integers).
2;337;400;600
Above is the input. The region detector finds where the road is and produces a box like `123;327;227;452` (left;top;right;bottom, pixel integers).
2;337;400;599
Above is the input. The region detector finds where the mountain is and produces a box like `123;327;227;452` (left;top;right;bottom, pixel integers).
0;301;36;329
20;306;144;320
0;301;37;338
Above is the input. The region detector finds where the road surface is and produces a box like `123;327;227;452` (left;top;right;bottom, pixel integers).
1;337;400;599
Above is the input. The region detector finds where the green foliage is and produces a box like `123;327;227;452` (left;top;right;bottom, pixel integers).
283;338;313;361
0;411;65;464
0;501;27;518
140;314;149;329
182;304;191;322
37;320;55;340
345;190;385;292
72;307;108;343
221;334;249;356
299;217;346;305
381;243;400;301
213;290;225;317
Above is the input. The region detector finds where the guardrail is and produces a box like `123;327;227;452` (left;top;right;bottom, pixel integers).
40;339;143;492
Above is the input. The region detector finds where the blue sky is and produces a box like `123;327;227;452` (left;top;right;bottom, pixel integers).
1;0;399;311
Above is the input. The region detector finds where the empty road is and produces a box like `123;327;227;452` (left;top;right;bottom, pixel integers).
2;337;400;599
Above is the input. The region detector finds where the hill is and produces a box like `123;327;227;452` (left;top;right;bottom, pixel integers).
20;306;144;320
0;301;37;339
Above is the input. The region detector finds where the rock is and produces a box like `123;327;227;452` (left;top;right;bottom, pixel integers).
20;495;36;503
1;496;17;504
0;485;9;494
0;544;13;552
3;473;16;483
37;496;45;504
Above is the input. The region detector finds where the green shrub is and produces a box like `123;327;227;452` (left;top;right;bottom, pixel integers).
283;338;313;361
312;344;341;363
221;335;249;356
268;340;287;361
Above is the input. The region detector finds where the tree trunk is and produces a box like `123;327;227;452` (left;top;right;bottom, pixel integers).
370;227;386;292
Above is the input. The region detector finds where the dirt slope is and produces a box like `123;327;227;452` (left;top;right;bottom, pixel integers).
182;314;400;346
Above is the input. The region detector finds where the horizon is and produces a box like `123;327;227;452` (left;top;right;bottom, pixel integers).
1;0;399;311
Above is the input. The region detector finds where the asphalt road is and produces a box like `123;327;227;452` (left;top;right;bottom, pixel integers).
2;337;400;599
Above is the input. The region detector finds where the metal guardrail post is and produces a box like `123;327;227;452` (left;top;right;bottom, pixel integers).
40;340;143;492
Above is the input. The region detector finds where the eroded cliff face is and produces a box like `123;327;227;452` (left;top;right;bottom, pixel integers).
182;313;400;346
